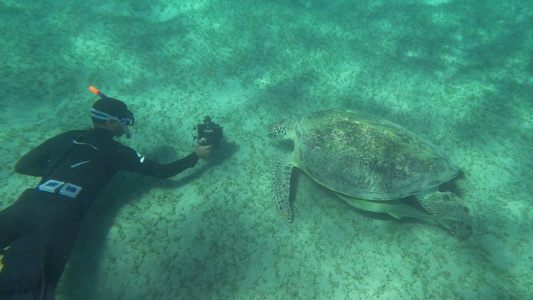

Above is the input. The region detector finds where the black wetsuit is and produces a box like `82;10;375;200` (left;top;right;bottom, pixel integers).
0;128;199;294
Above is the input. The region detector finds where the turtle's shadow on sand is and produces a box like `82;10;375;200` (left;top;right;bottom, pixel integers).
288;168;468;228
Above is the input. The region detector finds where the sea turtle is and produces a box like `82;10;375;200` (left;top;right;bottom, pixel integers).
268;109;472;239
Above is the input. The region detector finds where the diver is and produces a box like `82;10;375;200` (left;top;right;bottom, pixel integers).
0;88;212;299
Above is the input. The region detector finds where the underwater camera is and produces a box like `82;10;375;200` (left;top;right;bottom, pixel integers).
195;116;223;147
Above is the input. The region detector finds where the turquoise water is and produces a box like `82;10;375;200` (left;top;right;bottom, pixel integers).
1;0;532;299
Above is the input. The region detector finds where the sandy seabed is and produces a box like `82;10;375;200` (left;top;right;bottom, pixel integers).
1;0;531;299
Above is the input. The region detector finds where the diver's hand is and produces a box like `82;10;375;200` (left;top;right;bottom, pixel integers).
195;138;213;159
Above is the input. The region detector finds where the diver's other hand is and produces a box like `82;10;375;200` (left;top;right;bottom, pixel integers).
195;139;213;159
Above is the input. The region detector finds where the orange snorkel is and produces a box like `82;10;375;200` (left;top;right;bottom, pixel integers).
89;86;107;99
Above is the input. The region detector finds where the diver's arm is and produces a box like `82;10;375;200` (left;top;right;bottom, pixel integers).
14;139;53;176
136;152;199;179
126;142;210;179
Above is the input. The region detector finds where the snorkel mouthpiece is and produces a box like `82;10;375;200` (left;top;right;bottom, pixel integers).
89;86;133;139
123;124;131;139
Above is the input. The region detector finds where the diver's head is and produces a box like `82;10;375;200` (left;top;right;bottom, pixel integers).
91;98;134;138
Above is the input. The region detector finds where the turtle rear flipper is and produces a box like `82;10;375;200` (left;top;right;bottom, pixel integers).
272;154;294;222
417;191;473;240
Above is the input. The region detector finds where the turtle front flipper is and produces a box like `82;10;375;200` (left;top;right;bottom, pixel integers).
416;191;473;240
272;154;294;222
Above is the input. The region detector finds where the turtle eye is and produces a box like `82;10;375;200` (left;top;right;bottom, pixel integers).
268;122;286;139
268;127;283;138
267;124;276;138
275;126;286;138
276;126;285;137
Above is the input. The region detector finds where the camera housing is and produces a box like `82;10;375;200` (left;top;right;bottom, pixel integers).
195;116;223;147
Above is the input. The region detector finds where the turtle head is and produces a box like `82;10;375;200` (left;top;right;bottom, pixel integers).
268;120;296;139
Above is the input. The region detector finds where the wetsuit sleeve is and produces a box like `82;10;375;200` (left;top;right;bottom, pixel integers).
14;137;54;176
134;152;200;179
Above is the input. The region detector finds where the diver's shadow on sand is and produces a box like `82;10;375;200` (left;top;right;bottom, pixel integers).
156;140;238;190
59;141;238;298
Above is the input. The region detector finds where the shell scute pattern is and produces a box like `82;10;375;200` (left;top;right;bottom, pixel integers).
294;110;456;200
